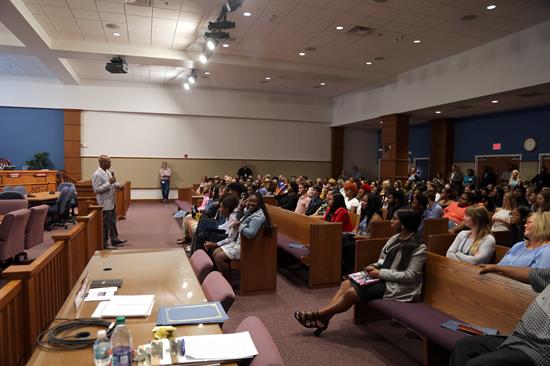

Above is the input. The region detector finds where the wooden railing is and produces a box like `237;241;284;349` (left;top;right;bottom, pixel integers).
0;203;103;362
0;280;26;366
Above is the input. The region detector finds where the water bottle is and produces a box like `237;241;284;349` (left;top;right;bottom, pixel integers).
93;330;111;366
111;316;133;366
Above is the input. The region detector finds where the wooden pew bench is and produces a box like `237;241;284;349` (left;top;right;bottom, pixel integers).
175;187;200;211
354;251;536;365
427;233;512;263
267;205;342;288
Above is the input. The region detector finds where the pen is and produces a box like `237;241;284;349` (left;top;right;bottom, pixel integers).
180;338;186;357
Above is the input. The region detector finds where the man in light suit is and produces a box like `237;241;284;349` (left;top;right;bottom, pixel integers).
92;155;127;250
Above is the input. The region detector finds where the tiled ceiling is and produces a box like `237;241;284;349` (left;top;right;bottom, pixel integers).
0;53;55;78
5;0;550;96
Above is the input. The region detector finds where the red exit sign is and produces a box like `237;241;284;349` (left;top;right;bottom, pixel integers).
492;143;502;151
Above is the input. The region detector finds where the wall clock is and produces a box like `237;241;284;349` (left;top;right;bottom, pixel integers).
523;137;537;152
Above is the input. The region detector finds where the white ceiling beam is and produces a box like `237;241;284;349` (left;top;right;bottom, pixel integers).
0;0;80;84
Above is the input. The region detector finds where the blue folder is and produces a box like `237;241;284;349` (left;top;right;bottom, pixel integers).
156;301;229;325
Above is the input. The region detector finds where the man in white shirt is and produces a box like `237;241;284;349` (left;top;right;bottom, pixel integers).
92;155;126;250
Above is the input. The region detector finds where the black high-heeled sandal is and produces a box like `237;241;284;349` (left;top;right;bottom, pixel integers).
294;311;329;336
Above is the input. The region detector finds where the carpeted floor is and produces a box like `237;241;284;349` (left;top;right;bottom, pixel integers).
113;201;422;366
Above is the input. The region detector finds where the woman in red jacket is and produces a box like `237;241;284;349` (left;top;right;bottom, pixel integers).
324;193;354;232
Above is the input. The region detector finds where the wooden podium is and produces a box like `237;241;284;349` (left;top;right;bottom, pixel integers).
76;180;130;219
0;170;57;193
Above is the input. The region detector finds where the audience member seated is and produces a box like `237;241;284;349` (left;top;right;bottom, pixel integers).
323;193;354;232
195;194;240;253
294;182;311;215
305;185;323;216
509;169;523;189
209;192;273;282
444;192;475;228
294;209;426;336
491;191;521;232
533;189;550;212
437;187;454;208
450;267;550;366
424;191;444;219
343;181;360;214
488;212;550;269
352;193;383;236
177;183;211;245
385;189;406;221
446;206;495;265
277;181;299;211
314;188;337;217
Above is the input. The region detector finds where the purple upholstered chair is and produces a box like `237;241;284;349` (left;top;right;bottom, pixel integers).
0;199;28;215
0;209;31;261
201;271;235;313
236;316;284;366
25;205;49;249
190;249;214;284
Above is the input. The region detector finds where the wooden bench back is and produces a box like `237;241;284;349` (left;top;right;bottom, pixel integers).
427;233;510;264
263;196;278;207
492;230;516;247
370;221;395;239
423;218;448;244
240;226;278;295
423;253;536;333
349;212;359;228
355;237;387;271
267;204;333;244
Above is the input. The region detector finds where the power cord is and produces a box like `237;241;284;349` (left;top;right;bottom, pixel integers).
37;318;114;351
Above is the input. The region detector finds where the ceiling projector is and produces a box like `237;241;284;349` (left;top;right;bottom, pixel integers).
105;56;128;74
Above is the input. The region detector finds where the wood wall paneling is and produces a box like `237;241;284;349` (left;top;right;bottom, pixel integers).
64;110;81;180
380;114;410;180
331;127;344;178
430;119;454;178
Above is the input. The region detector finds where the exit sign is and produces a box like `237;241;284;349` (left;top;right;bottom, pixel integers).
492;143;502;151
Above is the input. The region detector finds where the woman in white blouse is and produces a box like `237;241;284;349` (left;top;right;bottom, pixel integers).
446;206;495;265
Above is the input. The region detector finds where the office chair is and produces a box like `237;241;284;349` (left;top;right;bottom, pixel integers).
3;185;27;196
0;191;25;200
46;186;74;230
57;182;77;223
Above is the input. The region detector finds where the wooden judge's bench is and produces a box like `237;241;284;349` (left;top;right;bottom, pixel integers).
0;170;57;192
76;180;131;219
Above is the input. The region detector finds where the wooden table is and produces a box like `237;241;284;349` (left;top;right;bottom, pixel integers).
27;191;59;204
27;248;227;365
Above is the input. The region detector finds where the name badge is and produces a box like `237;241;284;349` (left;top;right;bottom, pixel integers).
377;257;385;266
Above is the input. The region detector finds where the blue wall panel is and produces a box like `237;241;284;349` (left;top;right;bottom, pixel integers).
0;107;64;169
454;106;550;161
409;124;431;159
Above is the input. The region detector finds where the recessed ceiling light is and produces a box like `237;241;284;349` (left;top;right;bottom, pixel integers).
435;111;442;114
379;121;383;124
112;32;121;37
413;39;421;44
265;77;271;80
204;71;210;75
486;4;496;10
183;82;190;90
298;52;306;56
243;11;252;16
365;61;372;65
336;26;344;30
491;100;499;103
320;82;326;86
222;43;229;48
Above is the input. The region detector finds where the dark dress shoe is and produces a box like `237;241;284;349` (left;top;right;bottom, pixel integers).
104;245;117;250
111;239;127;245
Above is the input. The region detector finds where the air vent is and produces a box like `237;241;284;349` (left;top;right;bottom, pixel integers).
347;26;373;36
518;92;545;98
124;0;152;6
456;105;474;109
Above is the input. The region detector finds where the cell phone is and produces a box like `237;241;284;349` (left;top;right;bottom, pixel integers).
90;279;123;288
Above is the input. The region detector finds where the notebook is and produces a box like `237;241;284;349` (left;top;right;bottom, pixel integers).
156;302;229;326
348;271;380;286
95;295;155;318
441;320;498;336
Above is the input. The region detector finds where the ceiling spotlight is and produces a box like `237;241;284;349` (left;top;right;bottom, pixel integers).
365;61;372;65
204;71;211;75
491;100;499;103
265;77;271;80
206;38;217;51
413;39;421;44
486;4;496;10
379;121;383;124
112;32;121;37
435;111;442;114
320;82;326;86
243;11;251;16
188;75;196;84
183;82;190;90
199;54;208;64
222;43;229;48
336;26;344;30
298;51;306;56
199;48;213;64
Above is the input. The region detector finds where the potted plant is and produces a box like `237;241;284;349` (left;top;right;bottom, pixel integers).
26;152;51;169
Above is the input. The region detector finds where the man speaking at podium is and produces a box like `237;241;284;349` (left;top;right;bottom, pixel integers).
92;155;127;250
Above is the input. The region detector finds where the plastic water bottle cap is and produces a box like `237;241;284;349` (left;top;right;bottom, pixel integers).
116;316;126;324
97;330;107;339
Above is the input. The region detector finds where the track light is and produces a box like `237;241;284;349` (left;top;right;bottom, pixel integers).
188;75;196;84
199;54;208;64
199;48;213;64
206;38;217;51
183;82;190;90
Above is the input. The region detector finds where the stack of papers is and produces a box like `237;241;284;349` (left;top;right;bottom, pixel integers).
156;302;229;325
136;332;258;365
92;295;155;318
84;287;118;302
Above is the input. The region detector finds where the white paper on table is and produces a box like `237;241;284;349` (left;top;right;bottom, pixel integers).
92;301;109;318
100;295;155;317
179;332;258;362
84;287;118;302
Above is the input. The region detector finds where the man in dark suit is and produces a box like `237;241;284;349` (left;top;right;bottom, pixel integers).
480;166;497;188
305;185;323;216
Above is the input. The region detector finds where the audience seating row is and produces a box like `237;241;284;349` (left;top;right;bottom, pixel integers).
0;198;27;214
268;204;342;288
353;245;536;365
0;205;103;362
427;233;512;263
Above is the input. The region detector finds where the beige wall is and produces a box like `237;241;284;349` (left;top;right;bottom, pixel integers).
82;157;331;188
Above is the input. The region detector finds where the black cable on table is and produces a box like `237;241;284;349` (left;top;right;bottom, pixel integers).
36;318;114;351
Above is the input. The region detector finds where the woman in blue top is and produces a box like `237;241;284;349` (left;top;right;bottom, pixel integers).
481;212;550;272
463;169;477;189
